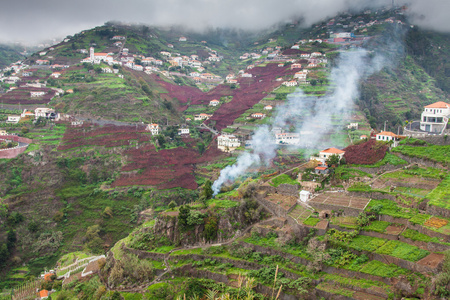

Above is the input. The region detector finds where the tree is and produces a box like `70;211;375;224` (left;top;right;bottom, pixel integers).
21;126;29;134
103;207;113;218
168;200;176;210
310;79;317;86
325;154;340;166
178;205;191;228
201;180;213;200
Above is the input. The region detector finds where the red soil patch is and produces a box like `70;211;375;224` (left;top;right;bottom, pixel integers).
416;253;445;269
265;194;298;211
385;224;405;235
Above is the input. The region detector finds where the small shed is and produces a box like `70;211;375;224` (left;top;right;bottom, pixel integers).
299;190;311;202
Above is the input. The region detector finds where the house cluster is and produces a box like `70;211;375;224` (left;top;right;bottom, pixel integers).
239;45;283;60
217;134;241;152
310;147;346;175
5;108;57;124
145;123;190;137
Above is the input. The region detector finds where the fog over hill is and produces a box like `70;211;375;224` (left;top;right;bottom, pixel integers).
1;0;449;44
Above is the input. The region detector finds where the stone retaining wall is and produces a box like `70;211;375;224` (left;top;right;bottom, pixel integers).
0;146;28;158
122;245;166;261
308;202;362;217
426;204;450;219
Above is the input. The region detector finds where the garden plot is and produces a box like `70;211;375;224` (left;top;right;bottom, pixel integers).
372;176;440;197
265;193;298;211
288;204;312;223
416;253;445;269
310;192;370;210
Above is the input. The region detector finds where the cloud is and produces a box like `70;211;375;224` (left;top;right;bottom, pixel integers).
0;0;448;45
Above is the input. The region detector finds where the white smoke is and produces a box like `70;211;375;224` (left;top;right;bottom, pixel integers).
212;48;390;196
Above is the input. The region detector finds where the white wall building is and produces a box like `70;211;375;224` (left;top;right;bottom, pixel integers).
146;124;159;135
419;101;450;133
217;134;241;152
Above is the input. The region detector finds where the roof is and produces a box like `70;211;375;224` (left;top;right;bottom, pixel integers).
315;166;328;170
44;273;52;281
424;101;450;109
210;99;219;102
320;147;345;154
377;131;397;137
39;290;49;297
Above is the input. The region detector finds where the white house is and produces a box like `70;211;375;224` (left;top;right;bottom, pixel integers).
299;190;311;202
291;63;302;69
419;101;450;133
314;148;345;164
194;113;212;121
264;105;273;110
6;115;20;124
51;72;61;78
21;109;35;118
347;123;358;130
30;91;46;97
217;134;241;152
251;113;266;119
275;132;299;145
283;81;298;87
35;108;55;119
241;73;252;78
376;131;400;147
179;36;187;42
300;53;311;58
178;127;190;136
209;99;220;106
146;123;159;135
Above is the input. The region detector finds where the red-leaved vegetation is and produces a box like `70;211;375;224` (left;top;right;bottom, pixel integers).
59;124;225;189
113;137;225;189
343;139;388;165
153;63;296;130
0;87;57;104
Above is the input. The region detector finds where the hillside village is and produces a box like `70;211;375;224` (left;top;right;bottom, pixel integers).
1;5;450;300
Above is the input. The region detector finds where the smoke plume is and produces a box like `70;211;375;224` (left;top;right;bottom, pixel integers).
212;48;391;196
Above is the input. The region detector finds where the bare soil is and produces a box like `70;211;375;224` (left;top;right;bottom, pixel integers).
310;192;370;210
417;253;445;269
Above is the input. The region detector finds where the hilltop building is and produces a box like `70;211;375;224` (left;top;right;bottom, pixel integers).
81;47;113;64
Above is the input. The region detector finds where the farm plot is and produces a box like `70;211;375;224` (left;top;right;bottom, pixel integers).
265;193;298;211
0;86;56;104
310;192;370;210
58;123;151;150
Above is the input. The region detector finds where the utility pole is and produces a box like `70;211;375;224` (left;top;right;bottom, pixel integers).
384;120;387;132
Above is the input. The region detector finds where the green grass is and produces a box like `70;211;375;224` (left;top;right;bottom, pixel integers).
359;260;409;277
426;174;450;209
365;199;418;219
401;229;432;243
350;152;408;168
375;240;429;262
363;221;391;233
333;166;372;180
269;174;299;187
347;235;387;252
150;245;175;253
303;217;320;226
322;273;391;293
316;282;354;298
57;251;92;269
170;248;202;256
409;214;431;225
393;145;450;164
330;216;358;229
205;198;240;208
